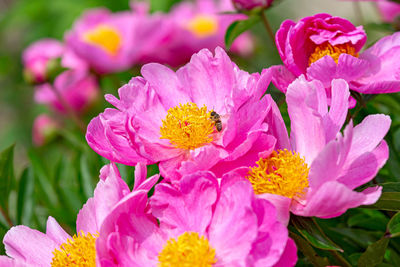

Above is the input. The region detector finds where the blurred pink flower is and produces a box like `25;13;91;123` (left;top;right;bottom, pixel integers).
86;47;283;182
96;171;297;266
22;39;64;84
231;77;390;222
34;69;99;114
136;0;255;67
32;114;59;146
377;1;400;22
0;163;158;266
232;0;274;10
65;8;137;74
272;13;400;96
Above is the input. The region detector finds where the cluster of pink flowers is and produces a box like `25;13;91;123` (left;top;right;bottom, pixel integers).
6;1;400;265
25;0;254;145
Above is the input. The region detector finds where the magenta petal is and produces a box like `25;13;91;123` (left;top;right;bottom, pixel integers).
3;226;58;266
273;238;298;267
76;163;130;234
286;77;326;163
258;194;291;226
208;179;258;266
45;217;71;246
270;65;297;93
133;162;147;190
141;63;190;109
291;181;382;218
150;172;218;235
322;79;350;141
347;114;391;162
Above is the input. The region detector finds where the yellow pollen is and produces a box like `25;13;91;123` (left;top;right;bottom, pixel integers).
308;42;358;66
83;24;122;56
246;149;309;199
158;232;217;267
187;15;218;38
160;102;216;150
51;231;97;267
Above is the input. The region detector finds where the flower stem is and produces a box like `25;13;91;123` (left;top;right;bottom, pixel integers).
0;206;13;227
261;11;275;43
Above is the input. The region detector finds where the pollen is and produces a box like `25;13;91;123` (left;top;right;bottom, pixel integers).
83;24;122;56
246;149;310;199
187;15;218;38
51;231;97;267
158;232;217;267
160;102;215;150
308;42;358;66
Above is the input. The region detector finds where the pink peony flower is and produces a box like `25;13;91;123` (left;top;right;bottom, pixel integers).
34;69;99;114
136;0;254;67
96;171;297;266
86;47;285;182
32;114;59;146
65;8;137;74
230;76;390;222
272;13;400;96
377;1;400;23
22;39;64;84
232;0;275;11
0;163;158;266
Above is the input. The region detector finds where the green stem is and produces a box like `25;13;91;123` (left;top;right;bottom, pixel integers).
0;206;13;227
261;11;275;43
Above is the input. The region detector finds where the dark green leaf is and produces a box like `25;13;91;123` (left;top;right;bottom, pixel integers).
16;167;34;225
290;215;343;251
0;144;14;214
387;212;400;238
358;237;390;267
362;192;400;211
225;15;260;50
289;232;330;267
347;210;388;232
79;154;94;200
28;149;59;207
381;182;400;193
150;0;181;12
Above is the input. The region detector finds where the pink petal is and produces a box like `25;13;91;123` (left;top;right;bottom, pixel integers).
273;238;298;267
291;181;382;218
270;65;297;93
150;172;218;235
208;178;258;266
3;226;58;266
45;216;71;246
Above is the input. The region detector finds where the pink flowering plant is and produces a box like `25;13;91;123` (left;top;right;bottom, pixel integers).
3;0;400;266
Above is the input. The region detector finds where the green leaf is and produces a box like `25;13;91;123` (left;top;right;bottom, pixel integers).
0;144;15;214
225;15;260;50
290;215;343;252
79;154;94;200
289;232;330;267
28;149;59;207
358;237;390;267
149;0;181;12
16;167;34;225
381;182;400;193
387;212;400;238
347;210;388;232
362;192;400;211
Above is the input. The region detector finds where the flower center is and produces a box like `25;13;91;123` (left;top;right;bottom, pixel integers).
308;42;358;66
82;24;122;56
51;231;97;267
187;15;218;38
246;149;309;199
158;232;217;267
160;102;216;150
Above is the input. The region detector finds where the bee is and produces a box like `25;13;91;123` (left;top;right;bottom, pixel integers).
210;111;222;132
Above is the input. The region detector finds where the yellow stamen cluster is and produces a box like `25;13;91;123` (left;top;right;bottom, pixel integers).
83;24;122;56
308;42;358;66
158;232;217;267
187;15;218;38
246;149;310;199
160;102;215;150
51;231;97;267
